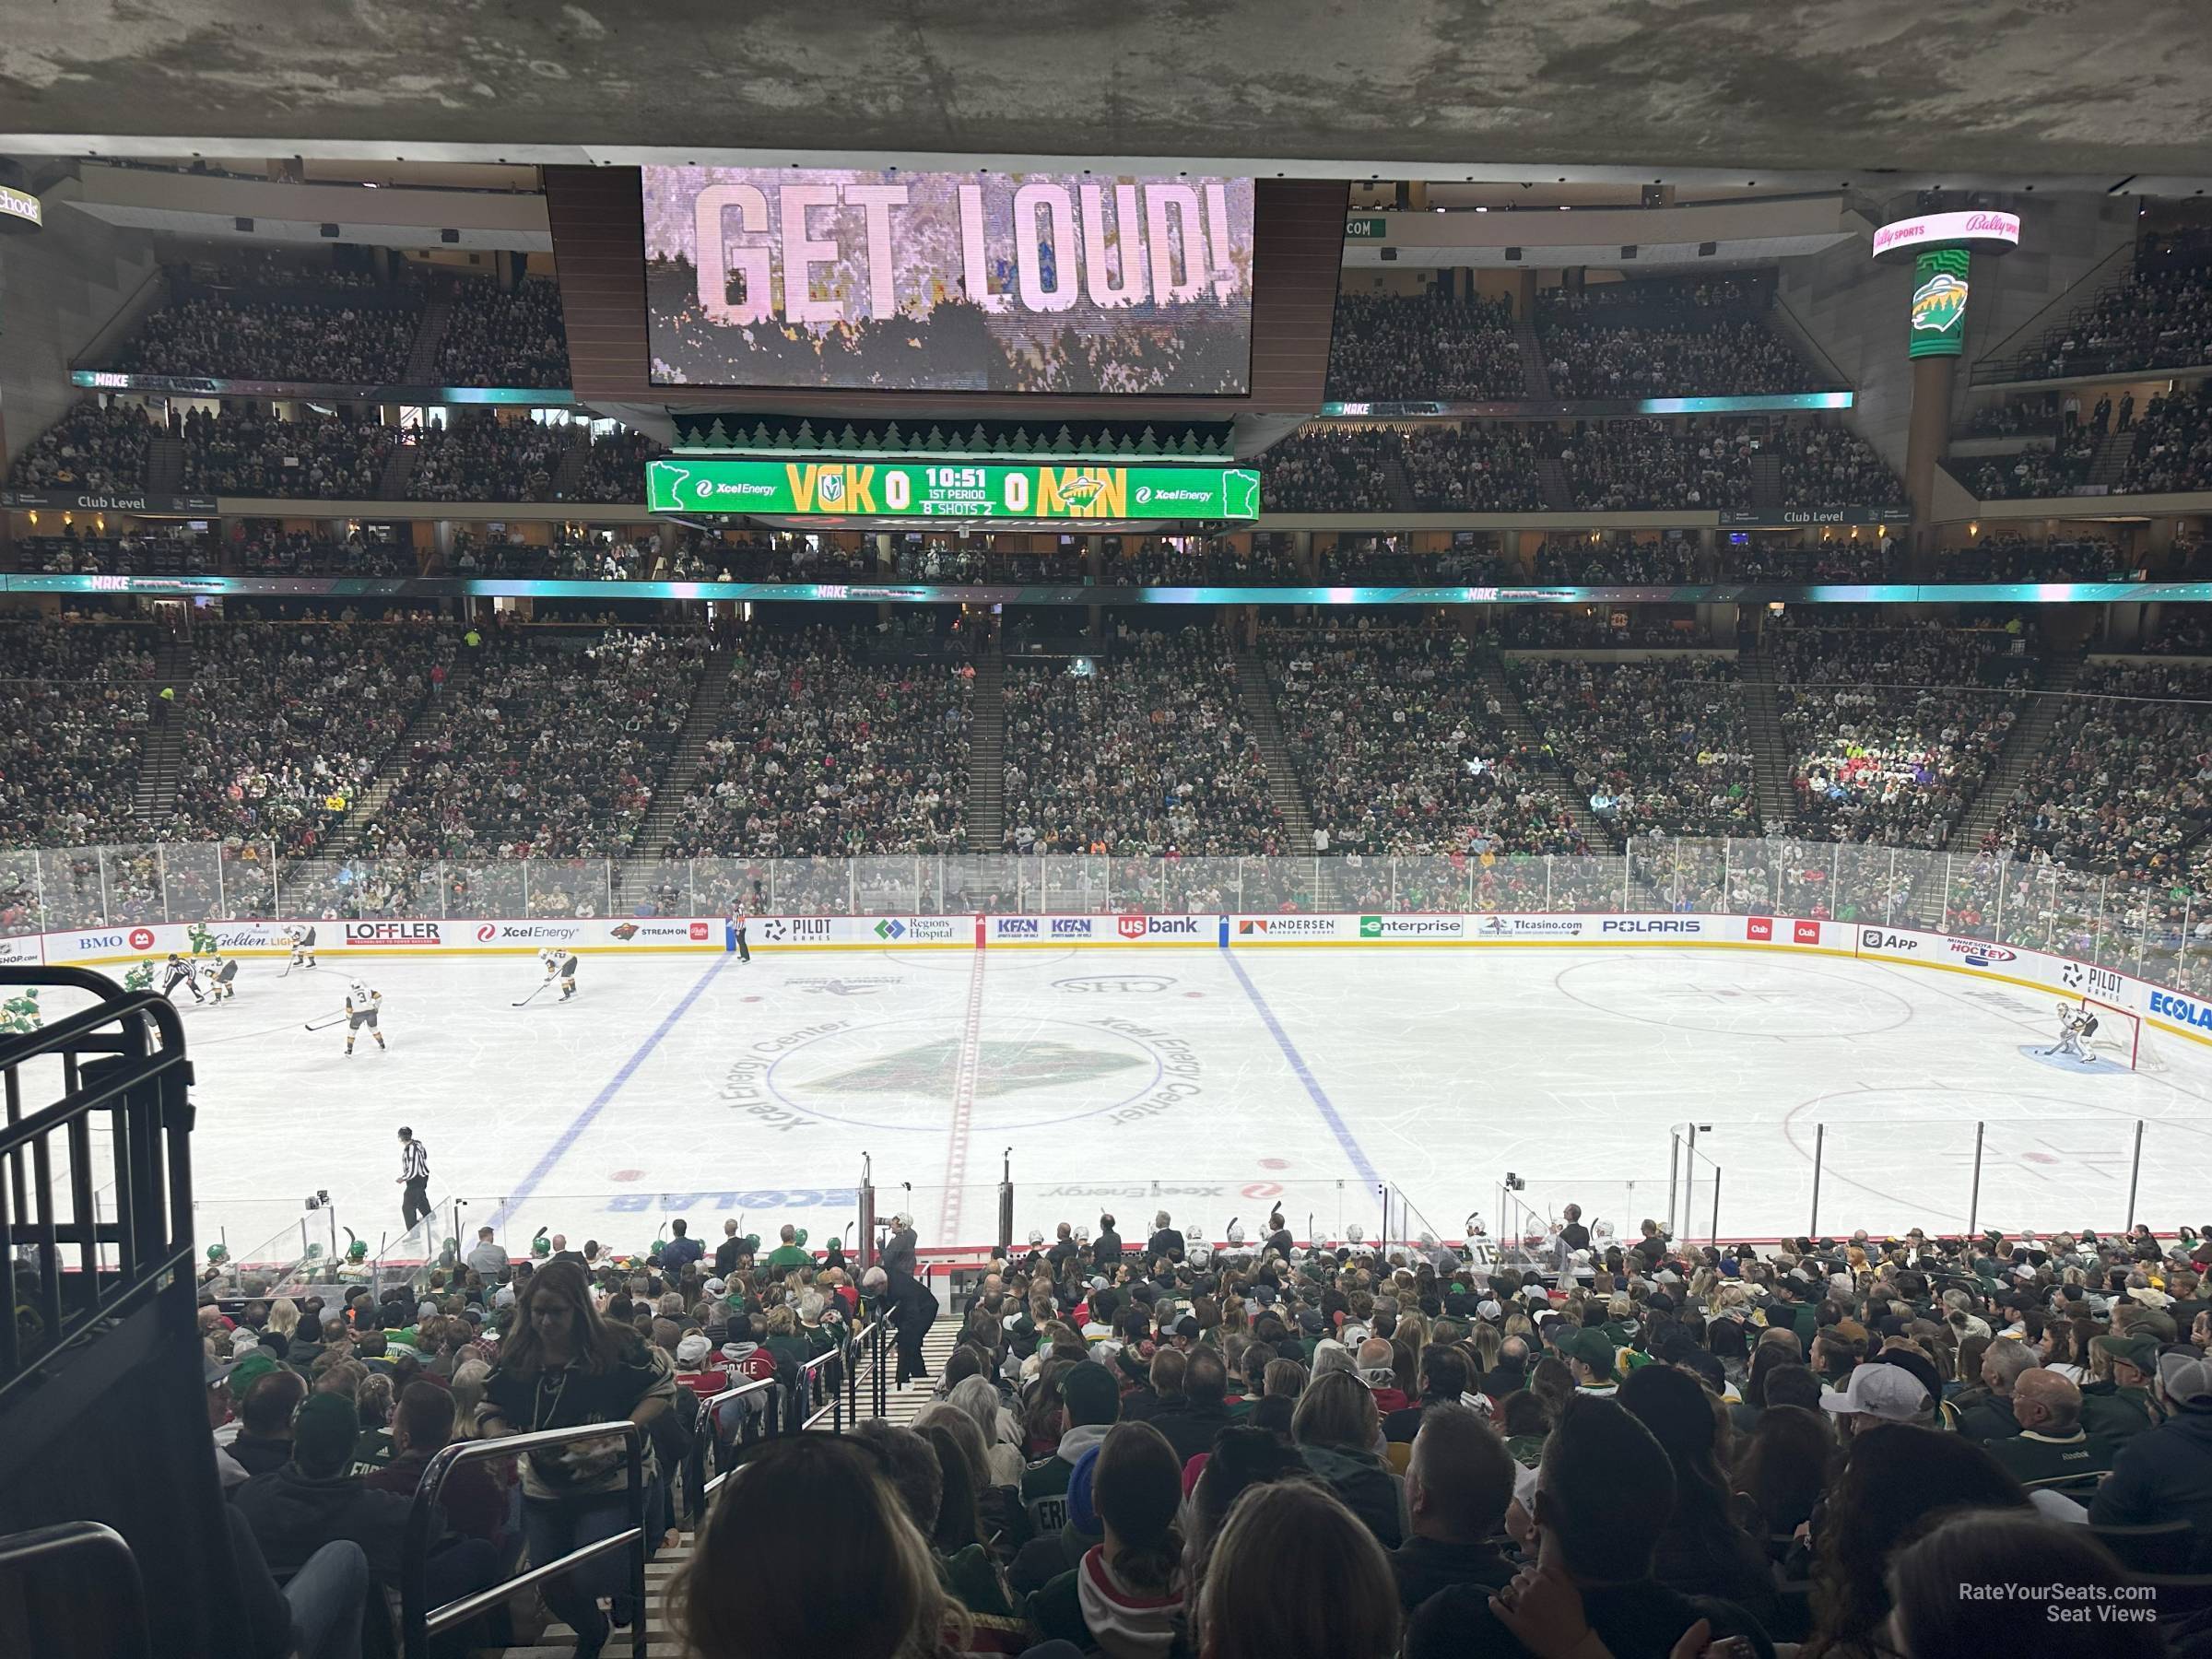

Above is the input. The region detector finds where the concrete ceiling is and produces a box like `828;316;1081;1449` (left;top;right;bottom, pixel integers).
0;1;2206;188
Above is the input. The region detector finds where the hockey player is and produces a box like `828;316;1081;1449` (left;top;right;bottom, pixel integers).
207;950;240;1005
0;989;40;1036
160;953;204;1003
553;946;580;1001
287;924;319;971
2042;1002;2098;1065
345;979;386;1055
123;960;156;994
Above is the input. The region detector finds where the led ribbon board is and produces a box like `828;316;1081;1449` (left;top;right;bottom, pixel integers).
646;458;1260;521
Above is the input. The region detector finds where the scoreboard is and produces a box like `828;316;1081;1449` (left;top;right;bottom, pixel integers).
646;457;1260;522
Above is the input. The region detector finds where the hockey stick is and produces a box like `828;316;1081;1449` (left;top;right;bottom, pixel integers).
512;977;553;1008
304;1010;349;1031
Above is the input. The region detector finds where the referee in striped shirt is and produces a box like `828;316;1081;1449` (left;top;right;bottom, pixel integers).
396;1126;430;1230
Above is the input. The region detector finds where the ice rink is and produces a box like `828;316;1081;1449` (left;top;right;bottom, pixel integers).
124;943;2212;1267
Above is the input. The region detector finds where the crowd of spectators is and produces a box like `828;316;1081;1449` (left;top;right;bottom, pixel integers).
2115;384;2212;496
2010;257;2212;380
1776;618;2032;846
451;530;657;582
1500;609;1712;650
1962;394;2068;438
1728;536;1895;582
1771;423;1909;512
567;426;664;503
184;1165;2212;1659
113;288;420;383
1532;534;1699;585
0;618;159;846
13;528;213;578
1265;622;1586;856
1538;276;1827;396
1264;426;1400;512
6;398;155;494
182;407;398;499
1989;661;2212;878
1938;534;2124;582
1399;426;1547;512
431;276;571;387
1957;432;2100;500
405;411;566;502
1324;292;1525;401
165;623;448;854
361;627;707;862
1002;629;1282;856
231;526;413;577
1556;418;1755;512
665;628;971;858
1512;655;1758;836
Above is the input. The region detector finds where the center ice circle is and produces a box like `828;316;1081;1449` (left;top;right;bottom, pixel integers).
765;1013;1169;1132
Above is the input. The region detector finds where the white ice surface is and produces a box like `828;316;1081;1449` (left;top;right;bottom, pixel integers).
126;945;2212;1265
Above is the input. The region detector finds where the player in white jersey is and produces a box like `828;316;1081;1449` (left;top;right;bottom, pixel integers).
345;980;386;1055
207;951;239;1004
537;946;581;1001
2041;1002;2096;1064
287;924;319;970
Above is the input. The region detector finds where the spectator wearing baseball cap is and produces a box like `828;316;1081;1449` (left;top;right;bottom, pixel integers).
1561;1327;1618;1395
2091;1352;2212;1562
230;1394;420;1587
2081;1333;2161;1444
1021;1361;1120;1538
1820;1362;1934;1434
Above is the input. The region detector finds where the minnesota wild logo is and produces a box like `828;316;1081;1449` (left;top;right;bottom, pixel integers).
799;1039;1144;1099
1911;272;1968;335
1058;475;1109;509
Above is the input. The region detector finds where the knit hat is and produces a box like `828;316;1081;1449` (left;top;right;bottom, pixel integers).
1066;1441;1102;1535
1061;1361;1120;1428
225;1351;279;1402
292;1393;359;1475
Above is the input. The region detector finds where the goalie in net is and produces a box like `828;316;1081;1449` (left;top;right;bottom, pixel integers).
2042;1001;2099;1065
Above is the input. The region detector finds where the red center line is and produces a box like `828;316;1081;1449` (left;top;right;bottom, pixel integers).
937;947;988;1241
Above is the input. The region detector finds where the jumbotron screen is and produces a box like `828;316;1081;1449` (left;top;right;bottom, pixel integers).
641;166;1255;393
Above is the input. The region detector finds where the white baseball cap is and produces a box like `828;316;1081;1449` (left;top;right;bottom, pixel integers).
1820;1363;1930;1423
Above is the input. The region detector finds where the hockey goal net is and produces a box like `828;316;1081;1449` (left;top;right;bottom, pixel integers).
2080;996;2148;1070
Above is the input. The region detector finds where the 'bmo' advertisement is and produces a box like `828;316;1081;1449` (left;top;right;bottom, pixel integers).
641;167;1255;394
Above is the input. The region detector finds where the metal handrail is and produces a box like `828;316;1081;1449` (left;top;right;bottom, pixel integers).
400;1418;646;1659
693;1374;780;1504
0;1522;149;1659
798;1316;883;1432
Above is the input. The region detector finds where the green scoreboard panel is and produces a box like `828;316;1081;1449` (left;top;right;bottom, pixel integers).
647;457;1260;521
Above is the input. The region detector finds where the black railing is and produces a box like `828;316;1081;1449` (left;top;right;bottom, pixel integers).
0;1520;150;1659
0;969;193;1404
400;1419;647;1659
799;1317;886;1432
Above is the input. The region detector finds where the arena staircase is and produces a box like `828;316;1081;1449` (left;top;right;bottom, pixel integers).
1516;307;1552;397
550;430;594;501
403;289;457;383
964;654;1006;852
1739;638;1799;832
1473;651;1619;854
1381;449;1418;512
378;437;421;500
1231;649;1319;856
1747;450;1786;522
143;432;184;496
2088;427;2138;491
1942;654;2082;853
321;648;477;857
131;638;194;824
631;647;736;856
1535;456;1575;512
510;1312;938;1659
